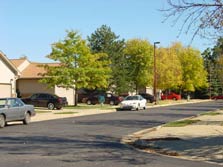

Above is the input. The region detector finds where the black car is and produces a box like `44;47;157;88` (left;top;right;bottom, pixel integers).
85;93;122;105
22;93;68;110
139;93;155;103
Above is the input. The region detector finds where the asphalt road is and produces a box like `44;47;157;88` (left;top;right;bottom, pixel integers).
0;101;222;167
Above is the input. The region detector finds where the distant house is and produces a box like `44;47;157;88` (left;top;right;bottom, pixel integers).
0;51;19;98
10;57;75;105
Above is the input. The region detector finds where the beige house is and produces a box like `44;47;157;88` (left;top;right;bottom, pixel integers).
10;58;75;105
0;51;19;98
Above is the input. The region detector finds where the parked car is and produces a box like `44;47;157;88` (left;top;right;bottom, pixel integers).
0;98;35;128
77;88;97;103
161;92;181;100
139;93;155;103
22;93;68;110
211;95;223;100
85;93;122;105
119;95;147;110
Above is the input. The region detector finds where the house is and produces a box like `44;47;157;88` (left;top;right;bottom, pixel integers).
0;51;19;98
10;57;75;105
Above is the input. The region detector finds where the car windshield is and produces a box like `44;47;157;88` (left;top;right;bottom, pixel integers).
124;96;139;101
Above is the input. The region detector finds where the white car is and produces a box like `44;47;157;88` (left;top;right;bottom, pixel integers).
119;95;147;110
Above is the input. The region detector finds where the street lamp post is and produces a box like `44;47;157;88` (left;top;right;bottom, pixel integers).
153;42;160;105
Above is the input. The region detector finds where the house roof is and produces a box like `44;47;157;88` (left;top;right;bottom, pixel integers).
10;58;60;79
21;63;59;78
10;58;27;68
0;51;19;75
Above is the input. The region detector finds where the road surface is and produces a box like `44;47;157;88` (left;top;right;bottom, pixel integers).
0;101;222;167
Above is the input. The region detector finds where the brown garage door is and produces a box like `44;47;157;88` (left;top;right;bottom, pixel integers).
0;84;11;98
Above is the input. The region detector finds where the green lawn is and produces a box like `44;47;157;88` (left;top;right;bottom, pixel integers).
200;111;221;116
35;110;51;114
54;112;78;114
64;104;117;110
164;119;200;127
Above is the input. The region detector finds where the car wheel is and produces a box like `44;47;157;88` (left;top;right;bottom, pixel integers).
110;101;115;105
0;115;5;128
87;100;92;105
23;112;31;125
48;103;55;110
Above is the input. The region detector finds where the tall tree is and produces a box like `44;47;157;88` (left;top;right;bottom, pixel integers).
156;47;182;90
87;25;127;94
124;39;153;93
214;38;223;92
162;0;223;40
173;43;208;92
202;48;220;96
40;30;111;105
202;38;223;96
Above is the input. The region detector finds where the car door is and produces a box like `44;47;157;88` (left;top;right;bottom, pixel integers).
29;94;40;106
6;99;21;121
16;98;26;119
38;94;49;107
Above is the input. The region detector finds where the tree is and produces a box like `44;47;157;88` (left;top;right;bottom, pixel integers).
156;47;182;90
124;39;153;93
214;37;223;93
40;30;111;106
162;0;223;40
173;43;208;92
202;38;223;96
87;25;127;94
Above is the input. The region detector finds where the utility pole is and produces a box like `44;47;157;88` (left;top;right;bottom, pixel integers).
153;42;160;104
74;54;78;106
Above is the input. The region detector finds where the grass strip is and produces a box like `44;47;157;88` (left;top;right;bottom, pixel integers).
54;112;78;115
64;104;116;110
36;110;51;113
200;112;221;116
164;119;200;127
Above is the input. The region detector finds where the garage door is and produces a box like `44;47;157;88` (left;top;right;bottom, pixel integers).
0;84;11;98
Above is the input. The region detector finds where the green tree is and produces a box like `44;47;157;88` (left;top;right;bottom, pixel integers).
202;38;223;96
156;47;182;90
174;43;208;92
214;37;223;93
124;39;153;93
40;30;111;105
202;48;219;97
87;25;127;94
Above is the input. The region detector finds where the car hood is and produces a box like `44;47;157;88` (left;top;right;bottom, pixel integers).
121;100;139;104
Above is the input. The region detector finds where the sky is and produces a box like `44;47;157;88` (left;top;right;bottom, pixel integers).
1;0;214;63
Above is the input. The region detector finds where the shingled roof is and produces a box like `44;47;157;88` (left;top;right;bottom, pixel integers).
10;58;60;79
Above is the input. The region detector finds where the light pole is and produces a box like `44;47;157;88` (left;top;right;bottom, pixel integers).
153;42;160;104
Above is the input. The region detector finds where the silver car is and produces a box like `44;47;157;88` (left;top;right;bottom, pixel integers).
0;98;35;128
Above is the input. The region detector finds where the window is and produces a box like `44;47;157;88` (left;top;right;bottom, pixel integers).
8;99;19;107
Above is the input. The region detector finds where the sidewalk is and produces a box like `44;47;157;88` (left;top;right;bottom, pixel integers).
122;109;223;166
